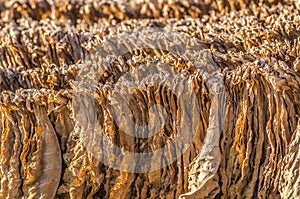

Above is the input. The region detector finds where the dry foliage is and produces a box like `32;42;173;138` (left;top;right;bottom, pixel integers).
0;0;299;198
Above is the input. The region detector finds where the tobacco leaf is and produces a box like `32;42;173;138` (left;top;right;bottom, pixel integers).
0;0;300;199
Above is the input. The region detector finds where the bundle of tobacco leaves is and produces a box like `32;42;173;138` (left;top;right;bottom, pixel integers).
0;0;299;198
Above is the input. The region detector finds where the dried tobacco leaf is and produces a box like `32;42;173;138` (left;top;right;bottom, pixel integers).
0;0;299;199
